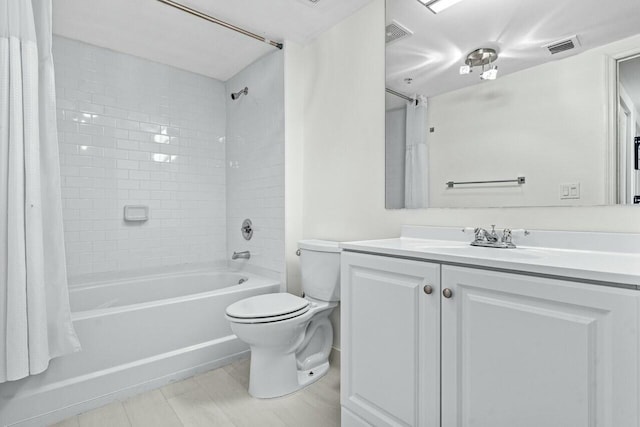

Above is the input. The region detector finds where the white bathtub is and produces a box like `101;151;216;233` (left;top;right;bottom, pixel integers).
0;269;280;427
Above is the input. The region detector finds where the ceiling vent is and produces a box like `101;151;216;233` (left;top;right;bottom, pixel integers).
543;35;581;55
386;20;413;45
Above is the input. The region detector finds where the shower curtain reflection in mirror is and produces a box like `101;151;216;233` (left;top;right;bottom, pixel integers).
0;0;80;383
386;94;429;209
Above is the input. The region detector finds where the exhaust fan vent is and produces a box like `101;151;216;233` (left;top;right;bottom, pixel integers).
544;35;581;55
386;21;413;45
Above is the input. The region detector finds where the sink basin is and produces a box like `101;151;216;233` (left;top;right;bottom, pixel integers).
415;244;469;250
420;245;545;260
413;241;469;250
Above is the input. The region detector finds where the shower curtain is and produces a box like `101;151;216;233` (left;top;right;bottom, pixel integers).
404;95;429;208
0;0;80;383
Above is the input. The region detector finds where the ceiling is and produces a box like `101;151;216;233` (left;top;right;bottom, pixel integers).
53;0;371;81
620;56;640;113
386;0;640;98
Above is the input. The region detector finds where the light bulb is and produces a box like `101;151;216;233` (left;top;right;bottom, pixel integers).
480;66;498;80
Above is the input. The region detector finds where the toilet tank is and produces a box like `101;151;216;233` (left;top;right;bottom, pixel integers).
298;240;341;302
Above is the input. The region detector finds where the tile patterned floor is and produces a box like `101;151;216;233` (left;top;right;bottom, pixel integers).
51;358;340;427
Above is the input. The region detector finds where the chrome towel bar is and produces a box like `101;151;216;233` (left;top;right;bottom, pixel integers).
446;176;525;188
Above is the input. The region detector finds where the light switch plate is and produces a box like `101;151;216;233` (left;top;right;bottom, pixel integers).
560;183;580;200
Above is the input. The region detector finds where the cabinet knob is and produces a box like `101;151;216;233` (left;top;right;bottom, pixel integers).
423;285;433;295
442;288;453;299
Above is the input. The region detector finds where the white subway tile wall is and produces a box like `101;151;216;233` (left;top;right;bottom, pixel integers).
226;51;285;276
54;37;228;277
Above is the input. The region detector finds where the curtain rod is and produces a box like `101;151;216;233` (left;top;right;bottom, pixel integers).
386;88;417;105
156;0;283;50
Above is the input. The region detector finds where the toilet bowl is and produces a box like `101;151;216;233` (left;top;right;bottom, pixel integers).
226;240;341;398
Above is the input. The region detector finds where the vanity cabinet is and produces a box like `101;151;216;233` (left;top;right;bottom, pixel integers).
341;252;441;427
441;266;639;427
341;252;640;427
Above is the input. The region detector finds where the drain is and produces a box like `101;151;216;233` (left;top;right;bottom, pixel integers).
309;371;314;376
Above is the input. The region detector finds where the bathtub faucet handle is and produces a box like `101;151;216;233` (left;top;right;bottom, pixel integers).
241;219;253;240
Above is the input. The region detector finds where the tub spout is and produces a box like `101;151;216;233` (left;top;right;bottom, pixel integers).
232;251;251;260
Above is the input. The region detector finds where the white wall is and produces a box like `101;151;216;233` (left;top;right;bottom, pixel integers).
285;0;640;348
226;51;286;277
54;37;227;277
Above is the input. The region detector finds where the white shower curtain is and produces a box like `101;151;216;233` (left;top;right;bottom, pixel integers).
404;95;429;208
0;0;80;383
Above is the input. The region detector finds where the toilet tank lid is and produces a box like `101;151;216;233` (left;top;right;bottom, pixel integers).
298;239;341;253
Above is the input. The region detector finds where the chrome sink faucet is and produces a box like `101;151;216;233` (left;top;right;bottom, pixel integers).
463;225;530;249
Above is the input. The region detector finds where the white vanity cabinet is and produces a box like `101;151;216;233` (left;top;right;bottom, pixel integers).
341;251;441;427
441;266;639;427
341;252;640;427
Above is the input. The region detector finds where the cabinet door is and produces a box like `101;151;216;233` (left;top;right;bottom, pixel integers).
341;252;440;427
441;266;640;427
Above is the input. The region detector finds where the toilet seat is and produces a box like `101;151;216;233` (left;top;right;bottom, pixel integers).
226;293;311;324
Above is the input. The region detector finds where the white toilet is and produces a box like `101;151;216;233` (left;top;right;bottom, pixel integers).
225;240;340;398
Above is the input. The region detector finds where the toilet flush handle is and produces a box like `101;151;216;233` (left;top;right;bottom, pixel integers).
296;249;301;256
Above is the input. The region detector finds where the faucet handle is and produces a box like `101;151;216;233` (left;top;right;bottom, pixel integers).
501;228;530;243
473;227;485;242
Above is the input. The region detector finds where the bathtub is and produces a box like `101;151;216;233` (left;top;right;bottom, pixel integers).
0;268;280;427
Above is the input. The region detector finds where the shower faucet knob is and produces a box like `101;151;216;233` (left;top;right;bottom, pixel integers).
241;219;253;240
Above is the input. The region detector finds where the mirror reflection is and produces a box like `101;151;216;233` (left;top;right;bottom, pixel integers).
618;55;640;205
385;0;640;208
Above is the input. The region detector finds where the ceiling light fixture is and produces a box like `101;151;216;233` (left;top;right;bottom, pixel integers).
416;0;465;14
460;48;499;81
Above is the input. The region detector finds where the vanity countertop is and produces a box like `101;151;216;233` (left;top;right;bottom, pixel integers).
340;226;640;288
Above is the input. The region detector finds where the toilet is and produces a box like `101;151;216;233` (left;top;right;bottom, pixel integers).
225;240;341;398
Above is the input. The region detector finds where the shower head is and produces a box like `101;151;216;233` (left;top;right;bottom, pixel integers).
231;87;248;100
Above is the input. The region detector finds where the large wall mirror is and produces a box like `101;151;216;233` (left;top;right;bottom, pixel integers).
385;0;640;209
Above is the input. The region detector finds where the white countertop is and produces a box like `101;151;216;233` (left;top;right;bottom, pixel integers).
340;227;640;287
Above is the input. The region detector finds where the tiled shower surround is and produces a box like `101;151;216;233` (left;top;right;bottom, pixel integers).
53;36;284;278
226;52;285;275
